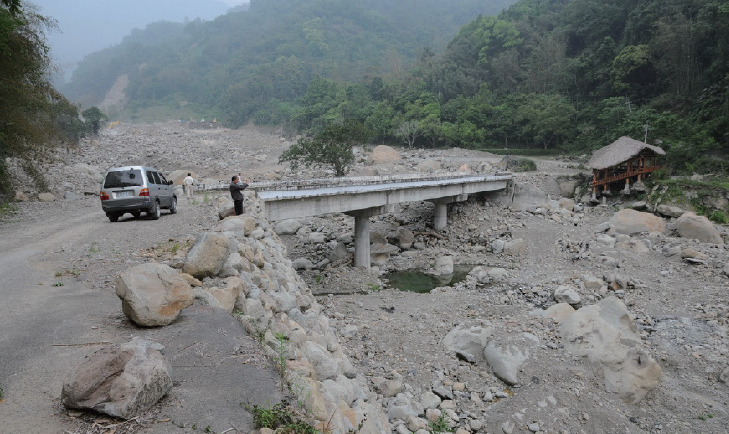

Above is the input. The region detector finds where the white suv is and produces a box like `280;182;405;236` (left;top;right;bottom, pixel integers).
100;166;177;222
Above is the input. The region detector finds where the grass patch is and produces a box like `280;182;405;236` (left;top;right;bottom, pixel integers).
273;332;289;382
427;414;454;433
511;157;538;172
648;177;729;216
243;402;320;434
709;210;728;223
54;268;81;278
0;200;19;220
651;177;729;191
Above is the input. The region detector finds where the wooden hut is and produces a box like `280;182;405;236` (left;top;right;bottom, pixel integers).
588;136;665;197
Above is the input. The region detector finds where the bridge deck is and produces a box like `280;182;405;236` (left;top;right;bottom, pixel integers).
256;174;511;221
256;175;509;200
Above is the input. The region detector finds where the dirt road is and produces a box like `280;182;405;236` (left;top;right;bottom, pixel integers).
0;197;280;434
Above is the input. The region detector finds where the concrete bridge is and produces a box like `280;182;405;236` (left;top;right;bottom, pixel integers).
203;173;511;268
256;173;510;268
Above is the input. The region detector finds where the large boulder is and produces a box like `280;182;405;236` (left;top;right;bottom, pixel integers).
655;204;686;218
503;238;526;255
183;232;231;278
61;339;172;419
674;212;723;244
560;297;662;403
483;332;539;386
217;216;257;238
369;145;402;164
553;285;581;305
116;262;194;326
274;219;302;235
194;276;242;312
14;190;28;201
214;196;235;219
442;321;493;363
492;182;548;211
388;227;415;249
38;192;55;202
610;209;666;235
417;160;441;172
558;179;580;198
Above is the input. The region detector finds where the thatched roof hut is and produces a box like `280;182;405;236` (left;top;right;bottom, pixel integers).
588;136;666;197
588;136;665;170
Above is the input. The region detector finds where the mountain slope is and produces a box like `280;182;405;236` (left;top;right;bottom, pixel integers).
61;0;516;122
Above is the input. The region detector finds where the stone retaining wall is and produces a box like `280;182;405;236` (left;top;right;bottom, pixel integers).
181;192;390;433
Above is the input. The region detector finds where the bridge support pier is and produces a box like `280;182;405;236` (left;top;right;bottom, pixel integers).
346;206;390;268
429;194;468;231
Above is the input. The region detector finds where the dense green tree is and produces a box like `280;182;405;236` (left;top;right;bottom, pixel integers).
291;76;342;131
0;0;81;195
278;119;369;176
82;107;108;135
513;93;576;149
364;101;395;144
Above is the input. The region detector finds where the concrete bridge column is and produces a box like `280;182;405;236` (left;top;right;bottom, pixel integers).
346;207;388;268
430;194;468;231
433;200;449;231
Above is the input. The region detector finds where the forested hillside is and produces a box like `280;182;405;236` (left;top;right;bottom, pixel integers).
61;0;515;122
287;0;728;173
63;0;729;174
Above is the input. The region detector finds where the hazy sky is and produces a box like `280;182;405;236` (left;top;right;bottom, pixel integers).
30;0;247;81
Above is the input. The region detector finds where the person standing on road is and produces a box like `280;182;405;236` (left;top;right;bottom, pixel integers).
183;173;194;199
229;175;249;215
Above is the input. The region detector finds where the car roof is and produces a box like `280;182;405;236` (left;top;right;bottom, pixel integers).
105;166;158;172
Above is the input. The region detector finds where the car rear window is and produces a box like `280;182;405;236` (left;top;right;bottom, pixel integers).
104;169;144;188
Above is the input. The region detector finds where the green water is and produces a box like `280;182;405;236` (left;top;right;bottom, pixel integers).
384;265;472;293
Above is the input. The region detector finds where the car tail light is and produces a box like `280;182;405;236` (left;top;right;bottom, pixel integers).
100;191;109;201
139;188;149;197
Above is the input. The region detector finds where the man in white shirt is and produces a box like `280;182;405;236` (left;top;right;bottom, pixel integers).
183;173;194;199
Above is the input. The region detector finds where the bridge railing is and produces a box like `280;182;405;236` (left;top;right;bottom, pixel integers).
195;172;507;192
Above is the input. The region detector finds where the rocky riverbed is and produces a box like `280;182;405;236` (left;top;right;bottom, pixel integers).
5;121;729;434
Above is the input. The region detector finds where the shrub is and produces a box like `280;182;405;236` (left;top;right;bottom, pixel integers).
709;210;728;224
243;402;319;433
512;158;537;172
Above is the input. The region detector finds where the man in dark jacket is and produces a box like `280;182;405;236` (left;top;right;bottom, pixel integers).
229;175;249;215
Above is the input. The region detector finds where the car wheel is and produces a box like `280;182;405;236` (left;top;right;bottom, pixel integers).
149;201;161;220
131;211;141;218
108;213;119;222
169;197;177;214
